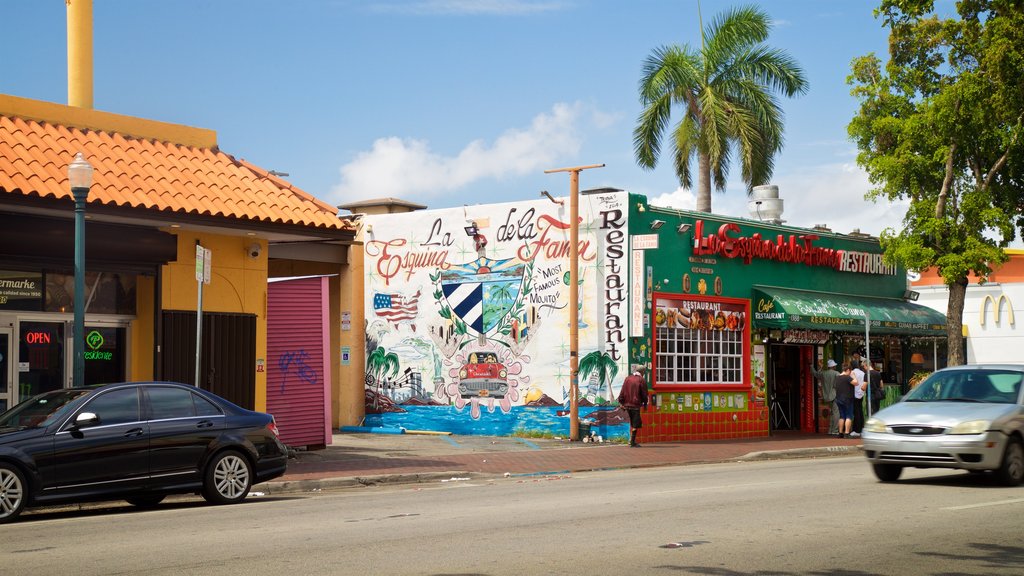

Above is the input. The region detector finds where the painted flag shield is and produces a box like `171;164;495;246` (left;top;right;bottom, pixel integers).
440;256;526;335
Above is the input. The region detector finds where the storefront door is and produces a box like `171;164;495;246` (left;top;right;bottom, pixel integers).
0;328;11;412
19;320;65;397
769;344;802;431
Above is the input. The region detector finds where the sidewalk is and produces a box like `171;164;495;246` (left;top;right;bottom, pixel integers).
254;432;863;494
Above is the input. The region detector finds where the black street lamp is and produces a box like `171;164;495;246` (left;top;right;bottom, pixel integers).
68;152;93;388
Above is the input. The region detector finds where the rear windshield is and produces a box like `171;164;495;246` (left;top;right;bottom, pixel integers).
906;370;1023;404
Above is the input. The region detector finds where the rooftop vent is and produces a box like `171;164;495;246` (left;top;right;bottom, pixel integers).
748;185;784;224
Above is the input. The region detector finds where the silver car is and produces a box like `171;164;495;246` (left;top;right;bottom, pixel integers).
863;365;1024;485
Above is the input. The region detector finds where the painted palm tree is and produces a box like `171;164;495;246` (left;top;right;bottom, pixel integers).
367;346;400;408
578;350;619;405
633;5;808;213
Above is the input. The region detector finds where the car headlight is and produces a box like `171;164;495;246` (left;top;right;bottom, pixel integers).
460;369;467;379
950;420;991;435
864;418;887;433
499;369;507;378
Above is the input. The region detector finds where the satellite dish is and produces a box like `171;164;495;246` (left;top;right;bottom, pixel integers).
907;271;921;282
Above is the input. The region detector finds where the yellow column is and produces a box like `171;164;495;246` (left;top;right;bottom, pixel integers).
67;0;94;109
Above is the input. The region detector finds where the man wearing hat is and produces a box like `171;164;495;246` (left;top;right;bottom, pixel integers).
810;358;840;437
617;365;649;447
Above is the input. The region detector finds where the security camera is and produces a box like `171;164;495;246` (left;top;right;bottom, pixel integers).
247;242;262;259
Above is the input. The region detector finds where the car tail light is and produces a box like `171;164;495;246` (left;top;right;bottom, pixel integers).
267;419;281;438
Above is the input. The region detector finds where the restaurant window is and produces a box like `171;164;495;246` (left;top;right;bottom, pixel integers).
45;271;136;315
83;326;127;386
654;295;748;386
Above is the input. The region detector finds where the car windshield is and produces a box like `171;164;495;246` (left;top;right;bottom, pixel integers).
0;388;93;429
904;369;1023;404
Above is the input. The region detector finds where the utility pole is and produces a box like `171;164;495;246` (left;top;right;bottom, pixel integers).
544;163;604;441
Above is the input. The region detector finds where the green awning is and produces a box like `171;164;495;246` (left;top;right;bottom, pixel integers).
751;286;946;336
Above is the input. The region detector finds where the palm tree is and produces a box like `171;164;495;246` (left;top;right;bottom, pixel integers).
633;5;808;213
367;346;400;408
578;350;619;405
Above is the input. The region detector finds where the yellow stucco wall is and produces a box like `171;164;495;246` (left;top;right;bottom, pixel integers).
161;231;268;410
129;275;156;381
339;246;366;427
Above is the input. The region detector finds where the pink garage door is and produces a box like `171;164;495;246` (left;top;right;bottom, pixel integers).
267;276;331;448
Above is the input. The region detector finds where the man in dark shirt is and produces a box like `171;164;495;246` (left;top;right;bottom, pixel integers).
834;363;858;438
617;366;649;447
864;360;884;416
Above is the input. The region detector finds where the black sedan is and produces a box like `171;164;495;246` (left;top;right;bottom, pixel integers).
0;381;288;523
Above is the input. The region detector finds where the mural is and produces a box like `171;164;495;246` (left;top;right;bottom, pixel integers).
362;192;632;439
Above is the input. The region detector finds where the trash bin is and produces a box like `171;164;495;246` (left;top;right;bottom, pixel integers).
578;422;592;438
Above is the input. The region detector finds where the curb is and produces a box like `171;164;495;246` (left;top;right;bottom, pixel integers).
252;446;864;495
253;471;484;495
739;445;862;461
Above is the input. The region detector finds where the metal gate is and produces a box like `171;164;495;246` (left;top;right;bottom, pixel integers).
161;310;256;409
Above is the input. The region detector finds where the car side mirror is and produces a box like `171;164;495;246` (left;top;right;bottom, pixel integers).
74;412;100;427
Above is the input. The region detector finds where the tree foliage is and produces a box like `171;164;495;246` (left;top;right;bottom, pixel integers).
847;0;1024;365
634;5;807;213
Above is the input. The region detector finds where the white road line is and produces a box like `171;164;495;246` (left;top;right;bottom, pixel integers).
942;498;1024;511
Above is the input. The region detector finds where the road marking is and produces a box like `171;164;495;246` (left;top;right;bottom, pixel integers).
942;498;1024;511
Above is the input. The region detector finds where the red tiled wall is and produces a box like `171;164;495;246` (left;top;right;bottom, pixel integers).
634;400;770;443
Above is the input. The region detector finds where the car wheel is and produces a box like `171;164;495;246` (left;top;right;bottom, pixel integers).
202;450;253;505
994;438;1024;486
0;463;27;524
125;494;166;508
873;463;903;482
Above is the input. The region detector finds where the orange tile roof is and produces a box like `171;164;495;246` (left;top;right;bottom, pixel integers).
0;96;352;233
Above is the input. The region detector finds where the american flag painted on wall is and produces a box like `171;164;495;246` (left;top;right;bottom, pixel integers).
373;289;420;324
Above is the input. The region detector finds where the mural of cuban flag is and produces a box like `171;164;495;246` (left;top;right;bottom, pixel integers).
440;256;526;335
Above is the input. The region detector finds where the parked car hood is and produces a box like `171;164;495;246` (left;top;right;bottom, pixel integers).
875;401;1020;428
0;426;47;445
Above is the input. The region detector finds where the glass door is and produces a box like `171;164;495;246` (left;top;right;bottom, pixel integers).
18;320;65;397
0;328;10;412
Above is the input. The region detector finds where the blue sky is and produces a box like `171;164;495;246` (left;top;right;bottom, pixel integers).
5;1;917;237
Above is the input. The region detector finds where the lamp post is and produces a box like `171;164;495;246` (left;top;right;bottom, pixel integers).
544;163;604;441
68;152;93;388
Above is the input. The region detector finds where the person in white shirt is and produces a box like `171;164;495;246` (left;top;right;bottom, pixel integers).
850;361;867;437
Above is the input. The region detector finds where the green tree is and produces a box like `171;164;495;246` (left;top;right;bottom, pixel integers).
847;0;1024;366
633;5;808;213
578;350;619;405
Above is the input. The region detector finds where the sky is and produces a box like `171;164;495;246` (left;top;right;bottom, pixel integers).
3;0;924;238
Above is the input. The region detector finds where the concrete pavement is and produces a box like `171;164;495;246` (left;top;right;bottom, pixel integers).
254;431;863;494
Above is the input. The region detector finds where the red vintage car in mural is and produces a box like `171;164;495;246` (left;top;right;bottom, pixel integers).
458;351;509;399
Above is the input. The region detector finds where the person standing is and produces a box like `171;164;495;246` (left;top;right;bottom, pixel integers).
617;366;649;447
850;360;867;437
864;360;884;415
810;358;840;436
834;363;857;438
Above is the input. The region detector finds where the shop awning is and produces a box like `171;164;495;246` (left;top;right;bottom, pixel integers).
751;286;946;336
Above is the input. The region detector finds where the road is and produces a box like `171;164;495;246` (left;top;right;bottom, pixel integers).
4;456;1023;575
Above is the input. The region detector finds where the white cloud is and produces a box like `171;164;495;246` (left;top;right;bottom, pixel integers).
648;186;698;211
771;162;908;237
331;102;584;204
